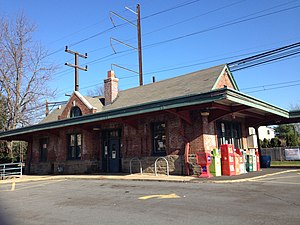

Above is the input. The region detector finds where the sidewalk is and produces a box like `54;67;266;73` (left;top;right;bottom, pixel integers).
1;168;299;184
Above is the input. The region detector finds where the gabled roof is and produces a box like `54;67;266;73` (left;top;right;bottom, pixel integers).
83;95;103;112
40;92;103;123
42;64;233;122
105;64;235;110
39;105;66;124
1;64;298;141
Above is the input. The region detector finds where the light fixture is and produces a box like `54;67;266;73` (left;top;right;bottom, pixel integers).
201;111;210;117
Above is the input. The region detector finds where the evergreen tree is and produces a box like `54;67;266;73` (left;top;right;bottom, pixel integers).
275;124;299;147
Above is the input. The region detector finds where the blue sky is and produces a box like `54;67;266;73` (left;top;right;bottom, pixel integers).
1;0;300;110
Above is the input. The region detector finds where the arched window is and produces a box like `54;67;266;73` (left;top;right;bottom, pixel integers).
70;106;82;118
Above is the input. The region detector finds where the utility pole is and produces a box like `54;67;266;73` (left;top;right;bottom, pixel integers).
137;4;143;86
65;46;88;91
110;4;143;86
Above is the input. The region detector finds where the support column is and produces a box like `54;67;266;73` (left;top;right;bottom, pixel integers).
201;111;217;153
26;141;32;174
254;126;261;160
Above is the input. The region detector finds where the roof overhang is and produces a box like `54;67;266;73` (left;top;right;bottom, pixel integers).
0;87;298;141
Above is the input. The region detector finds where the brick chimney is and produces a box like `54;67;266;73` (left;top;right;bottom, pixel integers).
104;70;119;105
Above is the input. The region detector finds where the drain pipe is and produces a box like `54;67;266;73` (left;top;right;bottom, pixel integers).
184;142;190;176
181;120;190;176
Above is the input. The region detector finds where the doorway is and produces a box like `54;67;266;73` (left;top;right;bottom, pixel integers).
102;129;121;173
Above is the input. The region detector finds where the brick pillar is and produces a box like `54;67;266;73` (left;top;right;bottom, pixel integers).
26;141;32;174
104;70;119;105
201;112;217;153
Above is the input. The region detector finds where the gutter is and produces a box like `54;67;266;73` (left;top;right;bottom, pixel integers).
225;89;289;118
0;87;293;140
0;88;227;139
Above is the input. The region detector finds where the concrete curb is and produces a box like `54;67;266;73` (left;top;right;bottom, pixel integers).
0;174;197;184
1;169;299;184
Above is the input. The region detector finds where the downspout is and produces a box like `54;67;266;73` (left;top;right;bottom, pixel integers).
184;142;190;176
254;126;261;162
181;120;190;176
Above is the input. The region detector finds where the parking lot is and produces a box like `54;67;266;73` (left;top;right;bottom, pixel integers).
0;169;299;225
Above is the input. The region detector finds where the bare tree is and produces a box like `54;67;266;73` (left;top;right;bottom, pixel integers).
86;84;104;97
0;93;5;131
0;13;56;130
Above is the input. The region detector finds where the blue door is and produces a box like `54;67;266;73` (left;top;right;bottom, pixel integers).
109;139;120;172
102;130;121;173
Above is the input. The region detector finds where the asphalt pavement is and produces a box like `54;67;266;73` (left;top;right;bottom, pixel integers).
0;169;299;225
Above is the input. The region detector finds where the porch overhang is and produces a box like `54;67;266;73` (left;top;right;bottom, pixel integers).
0;87;298;141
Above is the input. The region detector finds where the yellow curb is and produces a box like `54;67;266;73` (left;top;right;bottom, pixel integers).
210;169;300;183
1;170;298;184
0;174;195;184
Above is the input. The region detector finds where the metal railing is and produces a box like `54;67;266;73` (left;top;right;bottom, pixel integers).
129;157;143;175
155;157;169;176
0;162;23;179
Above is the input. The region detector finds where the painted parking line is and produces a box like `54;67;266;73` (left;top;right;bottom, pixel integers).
251;174;300;181
251;180;300;185
0;179;65;192
211;170;300;183
138;193;180;200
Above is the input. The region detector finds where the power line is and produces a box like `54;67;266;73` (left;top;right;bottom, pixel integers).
242;78;300;91
44;0;203;58
141;0;202;20
231;50;300;72
48;2;300;92
50;1;299;80
53;40;300;95
69;3;300;71
86;0;247;55
144;5;300;49
45;0;299;61
142;0;246;36
245;82;300;94
228;42;300;71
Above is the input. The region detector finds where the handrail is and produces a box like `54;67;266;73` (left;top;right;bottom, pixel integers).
0;162;23;180
155;157;169;176
129;157;143;175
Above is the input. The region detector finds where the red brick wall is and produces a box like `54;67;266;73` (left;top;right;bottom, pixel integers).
30;127;100;163
185;110;203;154
30;109;257;174
214;71;235;90
241;121;248;149
202;114;217;152
59;94;94;120
122;112;184;158
104;70;119;105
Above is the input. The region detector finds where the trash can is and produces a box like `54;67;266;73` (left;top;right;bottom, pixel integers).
261;155;271;168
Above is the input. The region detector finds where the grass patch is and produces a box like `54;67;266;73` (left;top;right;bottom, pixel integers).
271;161;300;166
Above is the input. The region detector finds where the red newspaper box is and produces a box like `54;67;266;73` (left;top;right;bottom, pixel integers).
196;151;213;178
221;144;235;176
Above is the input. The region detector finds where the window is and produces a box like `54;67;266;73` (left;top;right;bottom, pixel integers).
152;122;166;155
70;106;82;118
67;134;82;160
217;121;242;149
39;138;48;162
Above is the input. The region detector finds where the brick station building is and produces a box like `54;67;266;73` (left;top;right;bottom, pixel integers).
0;64;299;175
